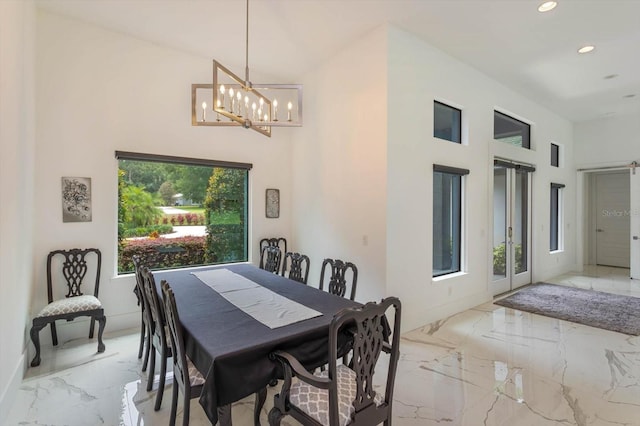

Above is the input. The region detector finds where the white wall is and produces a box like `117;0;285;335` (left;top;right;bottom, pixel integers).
386;26;575;332
574;114;640;167
291;26;388;304
0;0;36;421
32;11;293;347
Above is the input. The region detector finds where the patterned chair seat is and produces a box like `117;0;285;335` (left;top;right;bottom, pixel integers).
35;295;102;318
289;364;383;426
186;356;206;386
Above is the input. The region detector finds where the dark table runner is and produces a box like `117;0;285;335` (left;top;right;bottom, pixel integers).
155;263;359;424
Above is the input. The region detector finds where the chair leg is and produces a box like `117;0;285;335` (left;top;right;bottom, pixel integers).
217;404;232;426
147;347;156;391
254;387;267;426
154;346;168;410
268;406;284;426
96;315;106;353
141;328;151;372
89;317;95;338
182;388;191;426
169;378;179;426
137;311;145;359
50;322;58;346
29;322;47;367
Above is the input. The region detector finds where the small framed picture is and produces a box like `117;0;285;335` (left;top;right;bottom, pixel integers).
61;177;92;222
265;188;280;218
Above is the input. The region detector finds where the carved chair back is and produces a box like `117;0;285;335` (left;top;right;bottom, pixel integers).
161;280;189;394
260;245;282;274
319;258;358;301
327;297;401;426
282;252;310;284
259;237;287;271
47;248;101;303
140;266;168;344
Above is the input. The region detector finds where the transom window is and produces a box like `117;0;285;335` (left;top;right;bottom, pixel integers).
494;111;531;149
551;143;560;167
115;151;251;274
550;183;564;252
434;101;462;144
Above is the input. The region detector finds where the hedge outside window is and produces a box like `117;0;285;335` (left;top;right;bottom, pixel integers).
433;165;469;277
115;151;251;274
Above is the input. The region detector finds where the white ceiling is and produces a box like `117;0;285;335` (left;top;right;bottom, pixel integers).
36;0;640;122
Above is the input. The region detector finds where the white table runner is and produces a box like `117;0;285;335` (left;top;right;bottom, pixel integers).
192;269;322;329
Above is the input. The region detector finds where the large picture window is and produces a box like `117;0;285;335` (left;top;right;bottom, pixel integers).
115;151;251;274
494;111;531;149
433;165;469;277
550;183;564;252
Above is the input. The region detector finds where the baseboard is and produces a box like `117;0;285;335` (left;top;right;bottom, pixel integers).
0;349;26;424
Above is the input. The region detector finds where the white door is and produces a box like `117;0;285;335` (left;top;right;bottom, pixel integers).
595;172;630;267
629;169;640;278
492;164;532;295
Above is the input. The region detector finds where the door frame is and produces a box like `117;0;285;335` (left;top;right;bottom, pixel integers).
491;160;533;296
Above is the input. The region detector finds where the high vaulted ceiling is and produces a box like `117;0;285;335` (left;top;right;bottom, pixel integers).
36;0;640;123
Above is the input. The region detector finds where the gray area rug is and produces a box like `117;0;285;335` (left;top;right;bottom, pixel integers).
495;283;640;335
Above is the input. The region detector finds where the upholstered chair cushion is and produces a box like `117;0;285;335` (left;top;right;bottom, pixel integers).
186;356;205;386
288;364;383;426
35;295;102;318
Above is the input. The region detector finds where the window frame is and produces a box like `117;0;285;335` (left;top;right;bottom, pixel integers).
433;100;462;144
550;143;560;167
550;182;565;252
432;164;469;278
115;151;253;275
494;110;531;149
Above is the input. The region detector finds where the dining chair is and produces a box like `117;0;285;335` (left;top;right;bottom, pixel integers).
282;252;311;284
259;237;287;272
260;245;282;274
269;297;402;426
319;258;358;301
29;248;106;367
140;266;172;411
160;280;206;426
132;255;152;372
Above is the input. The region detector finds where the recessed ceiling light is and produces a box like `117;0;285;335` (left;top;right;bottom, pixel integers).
577;45;595;54
604;74;619;80
538;1;558;12
623;94;636;98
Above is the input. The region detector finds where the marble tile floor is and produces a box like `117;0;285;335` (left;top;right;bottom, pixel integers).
4;266;639;425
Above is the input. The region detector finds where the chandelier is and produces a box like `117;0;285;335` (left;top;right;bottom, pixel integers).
191;0;303;137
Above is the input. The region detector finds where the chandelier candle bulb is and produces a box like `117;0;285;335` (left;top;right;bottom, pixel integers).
237;91;243;117
201;101;207;122
216;99;221;121
287;101;292;121
273;99;278;121
219;84;226;109
229;88;235;113
252;102;257;121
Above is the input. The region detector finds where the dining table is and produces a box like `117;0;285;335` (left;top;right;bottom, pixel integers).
154;262;360;425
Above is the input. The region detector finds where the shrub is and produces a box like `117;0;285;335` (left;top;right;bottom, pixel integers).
122;224;173;238
177;214;185;225
118;236;207;273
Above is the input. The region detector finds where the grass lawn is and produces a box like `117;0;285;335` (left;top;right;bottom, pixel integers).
178;206;205;214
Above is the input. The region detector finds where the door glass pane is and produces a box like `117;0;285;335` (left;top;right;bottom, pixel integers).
514;170;528;274
493;167;507;280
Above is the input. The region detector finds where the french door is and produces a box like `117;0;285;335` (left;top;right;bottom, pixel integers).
492;161;533;295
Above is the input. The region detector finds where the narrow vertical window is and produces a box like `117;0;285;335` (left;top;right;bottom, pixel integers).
550;183;564;251
434;101;462;143
433;165;469;277
494;111;531;149
551;143;560;167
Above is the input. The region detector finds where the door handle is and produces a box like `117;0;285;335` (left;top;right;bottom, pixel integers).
596;229;604;232
508;227;513;239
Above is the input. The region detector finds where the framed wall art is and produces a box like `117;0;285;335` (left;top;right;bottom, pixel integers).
265;188;280;218
61;177;92;222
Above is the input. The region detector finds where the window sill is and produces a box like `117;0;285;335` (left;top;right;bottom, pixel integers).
432;271;467;283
